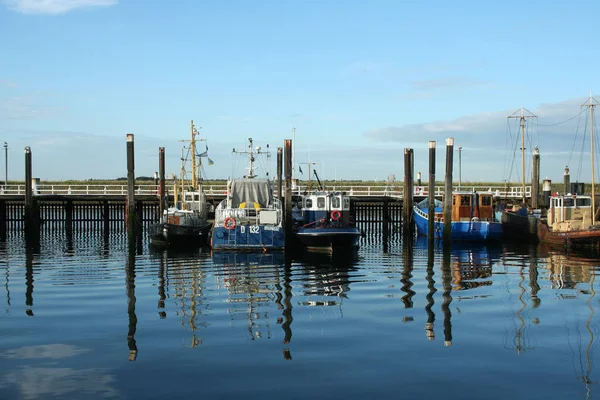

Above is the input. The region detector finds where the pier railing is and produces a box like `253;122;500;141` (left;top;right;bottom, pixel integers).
0;184;533;199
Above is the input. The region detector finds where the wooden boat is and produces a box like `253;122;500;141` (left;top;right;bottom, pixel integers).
211;139;284;251
537;194;600;248
413;191;503;241
500;204;540;242
537;93;600;249
293;190;362;253
149;120;212;247
500;107;540;242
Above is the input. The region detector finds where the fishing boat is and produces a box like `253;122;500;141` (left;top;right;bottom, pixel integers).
149;120;213;248
537;93;600;249
293;189;362;253
211;138;284;251
499;107;540;242
413;191;503;241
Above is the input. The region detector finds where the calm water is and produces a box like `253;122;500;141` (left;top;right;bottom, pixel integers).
1;230;600;399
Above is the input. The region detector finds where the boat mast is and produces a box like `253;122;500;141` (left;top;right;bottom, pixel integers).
589;92;596;223
232;138;269;179
190;120;197;190
508;107;537;203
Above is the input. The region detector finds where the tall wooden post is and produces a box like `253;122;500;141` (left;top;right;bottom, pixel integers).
443;138;454;245
563;165;570;196
428;141;436;245
532;146;540;209
277;147;283;203
159;147;166;217
126;134;136;238
402;148;414;237
24;146;39;239
284;140;292;248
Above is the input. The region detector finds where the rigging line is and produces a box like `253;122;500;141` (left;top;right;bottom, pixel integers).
538;108;587;127
567;108;584;176
576;117;588;182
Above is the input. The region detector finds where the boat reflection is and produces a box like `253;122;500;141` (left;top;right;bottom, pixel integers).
537;246;600;398
293;250;359;307
211;252;285;341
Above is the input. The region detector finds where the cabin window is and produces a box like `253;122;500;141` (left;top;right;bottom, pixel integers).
317;197;326;209
453;197;456;206
460;196;471;206
305;198;313;208
576;198;591;207
332;197;341;209
343;197;350;210
480;196;492;206
563;198;574;207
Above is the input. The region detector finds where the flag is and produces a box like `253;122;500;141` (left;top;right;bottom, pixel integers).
208;157;214;166
197;150;208;157
299;165;303;174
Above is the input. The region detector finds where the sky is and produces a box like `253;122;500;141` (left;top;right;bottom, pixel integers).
1;0;600;185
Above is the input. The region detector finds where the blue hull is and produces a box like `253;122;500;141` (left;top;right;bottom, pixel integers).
211;224;285;250
413;207;503;241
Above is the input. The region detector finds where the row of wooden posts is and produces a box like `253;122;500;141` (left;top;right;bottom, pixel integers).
18;136;405;246
20;134;549;246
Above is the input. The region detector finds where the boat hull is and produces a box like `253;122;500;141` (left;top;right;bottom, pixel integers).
413;207;503;241
501;211;539;242
149;221;212;248
211;223;285;251
537;219;600;249
295;227;361;252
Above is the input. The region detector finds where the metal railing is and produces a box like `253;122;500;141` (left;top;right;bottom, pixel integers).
0;184;533;199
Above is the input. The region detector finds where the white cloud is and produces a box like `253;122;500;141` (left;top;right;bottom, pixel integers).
0;96;62;120
2;0;116;14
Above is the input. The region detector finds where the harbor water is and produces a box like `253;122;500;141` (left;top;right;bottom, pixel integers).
1;229;599;399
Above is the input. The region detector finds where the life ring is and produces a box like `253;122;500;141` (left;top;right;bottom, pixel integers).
224;217;236;230
331;210;342;221
239;201;261;212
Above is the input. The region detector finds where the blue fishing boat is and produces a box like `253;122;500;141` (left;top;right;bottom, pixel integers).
293;190;362;253
413;191;503;241
211;139;284;251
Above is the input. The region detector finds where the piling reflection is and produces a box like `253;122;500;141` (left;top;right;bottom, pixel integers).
441;247;453;346
401;238;415;308
125;241;138;361
25;246;38;317
425;245;436;340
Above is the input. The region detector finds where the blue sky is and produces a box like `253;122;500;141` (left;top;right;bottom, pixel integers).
1;0;600;184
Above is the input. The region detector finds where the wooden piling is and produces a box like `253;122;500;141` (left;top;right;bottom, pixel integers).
277;147;283;203
159;147;165;217
428;141;436;245
563;165;570;196
126;134;136;238
284;139;292;247
382;197;389;253
443;138;454;245
403;148;414;237
532;146;540;208
24;146;39;239
417;171;422;187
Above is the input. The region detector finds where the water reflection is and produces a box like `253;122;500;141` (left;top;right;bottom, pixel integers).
126;241;138;360
212;252;284;342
